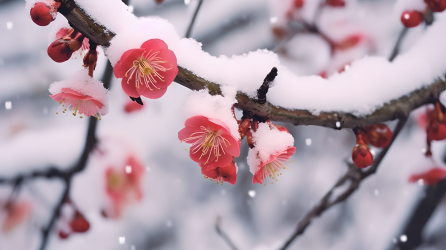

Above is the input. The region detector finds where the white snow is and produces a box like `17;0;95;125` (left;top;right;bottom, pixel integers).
48;69;109;116
85;0;446;116
247;122;294;174
182;89;240;140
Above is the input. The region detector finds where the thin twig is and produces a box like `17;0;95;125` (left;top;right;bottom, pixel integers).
215;216;239;250
389;27;408;62
36;60;113;250
185;0;204;38
39;181;70;250
390;179;446;250
279;118;408;250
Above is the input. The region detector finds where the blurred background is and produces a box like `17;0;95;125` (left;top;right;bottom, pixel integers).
1;0;446;249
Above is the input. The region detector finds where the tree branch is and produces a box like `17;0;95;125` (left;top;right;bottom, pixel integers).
390;179;446;250
279;117;408;250
52;0;446;130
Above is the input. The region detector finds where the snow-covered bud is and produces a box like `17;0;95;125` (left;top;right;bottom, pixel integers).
362;124;392;148
352;134;373;168
247;122;296;185
49;69;109;119
267;120;289;133
30;1;60;26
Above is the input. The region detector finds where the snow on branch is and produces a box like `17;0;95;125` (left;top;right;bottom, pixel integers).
51;0;446;129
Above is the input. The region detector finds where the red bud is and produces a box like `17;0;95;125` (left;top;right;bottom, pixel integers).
426;0;446;12
247;129;255;149
30;2;60;26
58;230;70;239
47;40;73;63
363;124;392;148
352;134;373;168
70;212;90;233
326;0;345;7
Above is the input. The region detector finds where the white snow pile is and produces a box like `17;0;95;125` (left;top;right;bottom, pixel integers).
182;88;240;140
27;0;446;116
247;123;294;174
49;69;109;115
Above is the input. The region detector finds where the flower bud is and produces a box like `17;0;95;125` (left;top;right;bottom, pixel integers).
58;230;70;239
47;40;73;63
352;134;373;168
83;44;98;77
363;124;392;148
427;120;446;141
326;0;345;7
47;30;84;63
246;129;255;149
30;1;60;26
238;118;251;138
426;0;446;12
70;211;90;233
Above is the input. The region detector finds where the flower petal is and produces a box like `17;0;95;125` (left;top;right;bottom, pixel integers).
140;39;169;51
113;49;144;78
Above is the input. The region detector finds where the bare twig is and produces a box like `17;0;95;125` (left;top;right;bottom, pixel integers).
185;0;204;38
389;27;408;62
390;179;446;250
215;216;239;250
279;117;408;250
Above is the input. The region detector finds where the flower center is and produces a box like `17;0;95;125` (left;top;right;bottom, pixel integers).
183;126;231;165
204;175;225;185
125;50;171;91
56;100;102;120
262;160;290;186
108;172;123;189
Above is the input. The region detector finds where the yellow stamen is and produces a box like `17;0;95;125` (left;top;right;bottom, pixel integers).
124;51;171;91
183;126;231;164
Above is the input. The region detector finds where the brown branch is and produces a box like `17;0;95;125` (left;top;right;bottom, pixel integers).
54;0;446;129
279;117;408;250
